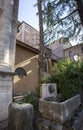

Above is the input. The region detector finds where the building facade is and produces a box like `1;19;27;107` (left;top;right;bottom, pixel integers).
16;21;39;49
64;43;83;61
14;40;52;95
14;21;53;95
14;40;39;95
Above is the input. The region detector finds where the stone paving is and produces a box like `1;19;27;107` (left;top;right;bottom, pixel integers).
0;110;83;130
73;110;83;130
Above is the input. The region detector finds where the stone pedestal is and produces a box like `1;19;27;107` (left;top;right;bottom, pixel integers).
0;76;13;129
0;76;13;121
41;83;57;98
8;103;34;130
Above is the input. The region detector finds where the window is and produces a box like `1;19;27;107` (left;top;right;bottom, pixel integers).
69;51;73;57
25;25;30;33
43;59;48;72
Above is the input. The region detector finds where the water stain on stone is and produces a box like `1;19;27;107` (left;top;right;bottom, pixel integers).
0;0;4;17
0;8;3;17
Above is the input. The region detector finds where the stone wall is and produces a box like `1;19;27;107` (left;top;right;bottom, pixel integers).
64;43;83;61
38;95;81;130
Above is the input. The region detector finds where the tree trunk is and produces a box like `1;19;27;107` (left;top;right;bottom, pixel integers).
80;86;83;106
37;0;44;86
76;0;83;26
76;0;83;106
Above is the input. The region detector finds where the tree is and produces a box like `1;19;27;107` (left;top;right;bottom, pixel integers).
42;0;83;44
41;58;83;100
76;0;83;26
37;0;44;86
39;0;83;104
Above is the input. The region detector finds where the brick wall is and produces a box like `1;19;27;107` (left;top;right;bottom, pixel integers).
64;44;83;61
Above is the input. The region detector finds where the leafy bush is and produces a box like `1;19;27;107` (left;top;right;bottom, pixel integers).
23;93;36;105
42;58;83;100
22;86;40;113
41;76;48;84
35;86;40;98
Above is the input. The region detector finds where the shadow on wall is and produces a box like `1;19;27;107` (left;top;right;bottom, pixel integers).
14;55;39;95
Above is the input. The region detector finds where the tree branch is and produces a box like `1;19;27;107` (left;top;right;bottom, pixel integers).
54;9;78;26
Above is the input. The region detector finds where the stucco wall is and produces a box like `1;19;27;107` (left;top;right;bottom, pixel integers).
14;43;39;95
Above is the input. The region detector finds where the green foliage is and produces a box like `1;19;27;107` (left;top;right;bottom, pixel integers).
41;76;49;84
23;93;36;106
42;0;83;44
22;86;40;112
35;86;40;98
43;58;83;100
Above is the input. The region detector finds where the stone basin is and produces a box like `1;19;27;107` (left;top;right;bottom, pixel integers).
39;95;81;124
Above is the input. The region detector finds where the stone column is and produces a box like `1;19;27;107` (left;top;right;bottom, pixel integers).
8;103;34;130
10;0;19;70
0;76;13;127
0;0;19;128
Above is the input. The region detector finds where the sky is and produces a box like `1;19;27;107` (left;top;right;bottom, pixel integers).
18;0;39;30
18;0;83;45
